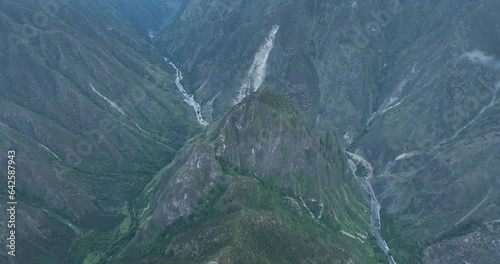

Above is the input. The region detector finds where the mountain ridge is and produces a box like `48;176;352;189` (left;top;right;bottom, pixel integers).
113;89;380;263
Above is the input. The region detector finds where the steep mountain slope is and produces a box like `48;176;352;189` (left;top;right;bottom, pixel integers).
356;1;500;262
112;90;380;263
1;0;499;263
156;0;387;130
0;0;198;263
155;0;500;262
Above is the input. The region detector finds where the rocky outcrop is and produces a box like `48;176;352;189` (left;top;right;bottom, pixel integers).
120;90;373;263
156;1;500;262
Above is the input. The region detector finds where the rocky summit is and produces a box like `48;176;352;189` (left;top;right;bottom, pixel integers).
116;90;376;263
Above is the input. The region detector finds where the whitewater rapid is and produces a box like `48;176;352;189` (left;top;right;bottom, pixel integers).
347;151;397;264
164;58;209;127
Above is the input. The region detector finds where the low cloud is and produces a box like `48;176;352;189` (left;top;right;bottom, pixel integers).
462;50;500;70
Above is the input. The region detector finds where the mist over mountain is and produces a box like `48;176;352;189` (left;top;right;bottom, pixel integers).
1;0;499;263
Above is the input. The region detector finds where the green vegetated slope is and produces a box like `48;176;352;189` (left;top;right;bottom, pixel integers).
155;0;500;263
357;1;500;263
0;0;198;263
111;90;380;263
1;0;499;263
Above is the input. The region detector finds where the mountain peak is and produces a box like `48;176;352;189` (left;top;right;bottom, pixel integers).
116;90;374;263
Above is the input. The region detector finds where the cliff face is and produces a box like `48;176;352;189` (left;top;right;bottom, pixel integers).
117;90;377;263
155;0;500;262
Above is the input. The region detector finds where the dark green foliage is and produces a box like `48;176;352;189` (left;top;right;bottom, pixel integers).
0;1;198;262
356;163;369;178
215;156;256;178
118;177;378;264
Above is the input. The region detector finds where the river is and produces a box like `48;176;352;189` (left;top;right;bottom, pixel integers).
164;58;209;127
347;151;397;264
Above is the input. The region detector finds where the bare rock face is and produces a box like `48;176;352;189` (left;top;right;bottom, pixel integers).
121;90;372;263
423;220;500;264
212;91;356;208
